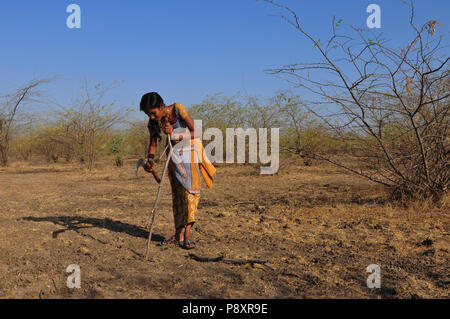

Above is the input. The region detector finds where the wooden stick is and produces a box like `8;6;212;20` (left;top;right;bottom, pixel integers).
145;139;174;259
150;169;161;184
188;253;274;270
136;158;162;183
188;254;225;262
136;145;169;182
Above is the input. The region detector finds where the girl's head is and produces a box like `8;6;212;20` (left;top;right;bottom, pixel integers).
140;92;165;121
140;92;164;140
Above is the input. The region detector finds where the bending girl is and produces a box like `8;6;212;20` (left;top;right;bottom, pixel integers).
139;92;215;250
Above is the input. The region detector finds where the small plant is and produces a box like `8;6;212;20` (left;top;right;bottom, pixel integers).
108;134;124;167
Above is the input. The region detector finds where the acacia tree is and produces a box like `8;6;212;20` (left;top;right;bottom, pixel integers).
189;94;247;131
0;79;50;165
123;120;149;157
261;0;449;201
49;78;128;169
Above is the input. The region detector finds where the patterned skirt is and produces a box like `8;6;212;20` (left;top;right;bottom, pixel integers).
168;161;200;230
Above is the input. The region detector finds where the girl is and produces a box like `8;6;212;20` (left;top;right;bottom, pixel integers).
139;92;215;250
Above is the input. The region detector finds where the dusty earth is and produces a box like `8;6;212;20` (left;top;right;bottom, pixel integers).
0;158;448;299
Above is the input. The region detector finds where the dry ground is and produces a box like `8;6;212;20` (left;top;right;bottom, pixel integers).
0;158;448;299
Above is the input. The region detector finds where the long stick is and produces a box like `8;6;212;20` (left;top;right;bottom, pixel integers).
145;138;174;259
188;253;274;270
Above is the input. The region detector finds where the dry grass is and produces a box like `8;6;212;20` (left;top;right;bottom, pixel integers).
0;158;448;298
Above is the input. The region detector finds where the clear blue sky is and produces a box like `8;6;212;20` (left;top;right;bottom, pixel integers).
0;0;448;118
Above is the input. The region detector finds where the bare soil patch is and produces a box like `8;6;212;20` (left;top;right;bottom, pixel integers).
0;160;448;298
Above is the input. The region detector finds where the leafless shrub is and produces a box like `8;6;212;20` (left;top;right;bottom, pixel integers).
0;79;51;165
261;0;449;202
48;78;128;169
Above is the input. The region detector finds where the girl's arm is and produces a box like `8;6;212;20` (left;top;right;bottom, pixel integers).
148;135;157;159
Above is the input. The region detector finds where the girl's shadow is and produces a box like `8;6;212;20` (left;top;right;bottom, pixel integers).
23;216;164;242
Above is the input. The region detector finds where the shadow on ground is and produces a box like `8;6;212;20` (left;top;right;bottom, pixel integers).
22;216;164;242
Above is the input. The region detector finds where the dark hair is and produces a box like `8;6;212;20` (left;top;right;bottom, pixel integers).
140;92;164;141
140;92;164;112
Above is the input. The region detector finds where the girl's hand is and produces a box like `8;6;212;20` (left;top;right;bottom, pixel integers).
143;159;154;173
170;133;184;142
161;122;173;135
